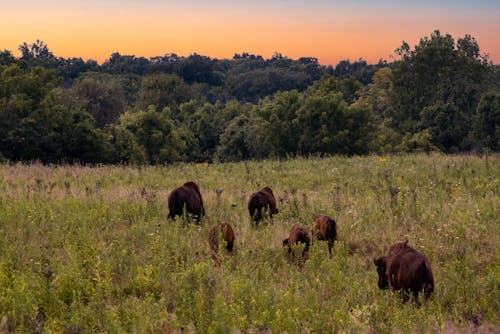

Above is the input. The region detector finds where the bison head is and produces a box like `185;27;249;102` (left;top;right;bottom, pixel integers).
282;238;289;247
374;256;389;290
271;207;279;215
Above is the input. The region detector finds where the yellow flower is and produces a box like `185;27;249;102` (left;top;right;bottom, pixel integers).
378;156;387;162
203;162;209;168
280;177;286;183
451;187;461;198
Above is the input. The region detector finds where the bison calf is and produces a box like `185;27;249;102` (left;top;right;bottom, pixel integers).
208;223;235;264
313;215;337;258
248;187;279;224
374;240;434;303
283;224;310;263
208;223;235;253
168;181;205;223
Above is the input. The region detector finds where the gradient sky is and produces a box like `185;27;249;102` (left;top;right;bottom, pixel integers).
1;0;499;65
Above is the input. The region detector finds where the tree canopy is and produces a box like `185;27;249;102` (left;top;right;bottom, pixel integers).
0;31;498;164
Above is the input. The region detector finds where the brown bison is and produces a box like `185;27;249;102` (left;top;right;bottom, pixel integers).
374;240;434;303
313;215;337;258
167;181;205;223
283;224;310;261
248;187;279;224
208;223;235;253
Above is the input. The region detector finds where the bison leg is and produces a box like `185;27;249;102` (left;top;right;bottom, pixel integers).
328;240;333;259
424;284;433;300
400;290;411;303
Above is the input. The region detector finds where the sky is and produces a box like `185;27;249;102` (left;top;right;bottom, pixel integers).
1;0;499;65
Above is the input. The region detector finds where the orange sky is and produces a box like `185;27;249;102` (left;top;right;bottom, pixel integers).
1;1;499;65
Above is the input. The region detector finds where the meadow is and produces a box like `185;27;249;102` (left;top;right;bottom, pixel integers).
0;154;498;333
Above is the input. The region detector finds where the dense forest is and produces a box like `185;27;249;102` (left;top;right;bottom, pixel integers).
0;30;498;164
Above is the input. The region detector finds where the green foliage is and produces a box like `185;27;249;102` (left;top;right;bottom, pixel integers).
388;30;494;151
355;67;394;122
1;32;498;164
294;78;376;155
258;90;302;156
0;65;110;163
105;124;147;164
396;129;437;153
421;103;470;152
115;107;189;164
472;91;500;151
136;73;192;112
217;111;272;161
0;50;16;67
71;77;126;128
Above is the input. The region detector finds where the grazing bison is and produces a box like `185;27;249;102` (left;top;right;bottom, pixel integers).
283;224;310;261
208;223;235;253
374;240;434;303
167;181;205;223
313;215;337;258
248;187;279;224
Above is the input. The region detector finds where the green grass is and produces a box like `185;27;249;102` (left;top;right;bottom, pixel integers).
0;154;498;333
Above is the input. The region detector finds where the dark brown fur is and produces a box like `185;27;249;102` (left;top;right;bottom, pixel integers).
167;181;205;223
374;241;434;303
208;223;235;253
248;187;279;224
313;215;337;258
283;224;310;260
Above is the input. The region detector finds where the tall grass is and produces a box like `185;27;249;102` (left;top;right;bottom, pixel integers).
0;154;498;333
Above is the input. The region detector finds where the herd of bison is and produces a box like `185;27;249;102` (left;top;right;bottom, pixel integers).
168;181;434;304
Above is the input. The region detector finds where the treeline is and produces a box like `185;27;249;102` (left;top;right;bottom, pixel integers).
0;30;498;164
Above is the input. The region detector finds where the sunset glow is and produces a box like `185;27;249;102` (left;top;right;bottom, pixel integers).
1;1;499;64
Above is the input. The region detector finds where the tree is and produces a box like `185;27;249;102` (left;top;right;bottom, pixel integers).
257;90;302;156
0;50;16;67
0;65;58;160
354;67;394;122
178;54;221;85
136;74;192;112
40;89;112;163
217;111;272;161
19;40;55;62
294;86;374;155
0;64;110;162
420;103;469;152
106;124;147;164
102;52;150;75
389;30;494;145
472;92;500;151
176;101;229;161
116;106;189;164
72;77;126;128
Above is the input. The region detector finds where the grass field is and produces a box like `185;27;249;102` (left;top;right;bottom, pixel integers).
0;154;498;333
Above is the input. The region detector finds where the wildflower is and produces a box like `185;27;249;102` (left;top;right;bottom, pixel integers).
378;156;387;162
203;162;209;168
280;177;286;183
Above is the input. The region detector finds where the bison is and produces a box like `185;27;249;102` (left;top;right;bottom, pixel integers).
283;224;310;262
208;223;235;253
313;215;337;258
167;181;205;223
248;187;279;224
374;240;434;303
